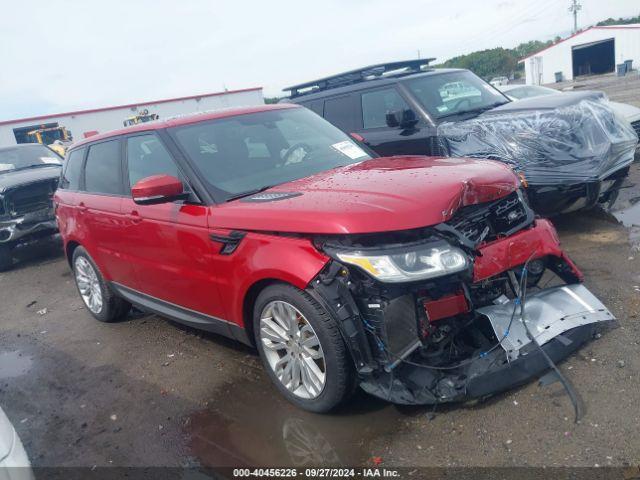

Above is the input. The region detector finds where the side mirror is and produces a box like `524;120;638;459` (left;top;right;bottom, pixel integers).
131;175;188;205
386;109;419;129
385;111;401;128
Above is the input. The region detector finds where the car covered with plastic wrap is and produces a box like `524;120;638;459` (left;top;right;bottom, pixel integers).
439;93;638;215
286;60;639;216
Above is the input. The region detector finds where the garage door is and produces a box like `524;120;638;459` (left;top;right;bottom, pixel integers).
572;38;615;77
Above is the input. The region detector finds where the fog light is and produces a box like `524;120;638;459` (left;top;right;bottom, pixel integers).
0;229;10;241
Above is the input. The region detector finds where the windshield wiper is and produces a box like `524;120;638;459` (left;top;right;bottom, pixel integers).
225;185;274;202
438;101;508;120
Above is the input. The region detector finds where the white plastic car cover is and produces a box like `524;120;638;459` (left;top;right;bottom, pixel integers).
437;99;639;185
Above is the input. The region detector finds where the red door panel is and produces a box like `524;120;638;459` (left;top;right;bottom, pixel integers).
76;193;136;285
120;198;225;319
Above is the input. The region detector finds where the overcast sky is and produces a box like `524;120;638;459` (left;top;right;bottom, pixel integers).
0;0;638;121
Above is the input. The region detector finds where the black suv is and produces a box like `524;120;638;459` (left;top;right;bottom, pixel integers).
284;60;638;216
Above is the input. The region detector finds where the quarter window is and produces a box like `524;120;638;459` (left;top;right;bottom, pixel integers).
61;148;84;190
84;140;123;195
126;135;183;189
323;96;354;131
361;88;411;129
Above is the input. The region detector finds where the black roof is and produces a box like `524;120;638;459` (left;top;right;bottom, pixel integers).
284;59;440;98
283;66;466;102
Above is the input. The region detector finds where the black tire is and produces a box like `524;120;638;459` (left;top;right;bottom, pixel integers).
71;246;131;322
253;283;356;413
0;243;15;272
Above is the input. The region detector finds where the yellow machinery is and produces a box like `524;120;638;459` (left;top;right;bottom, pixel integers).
26;126;73;156
123;109;159;127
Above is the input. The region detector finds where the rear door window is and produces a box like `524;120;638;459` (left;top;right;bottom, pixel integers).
84;140;124;195
323;95;355;131
61;148;85;190
302;100;324;116
361;88;411;129
126;134;184;189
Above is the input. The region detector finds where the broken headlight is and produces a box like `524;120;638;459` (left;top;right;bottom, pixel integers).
335;241;468;283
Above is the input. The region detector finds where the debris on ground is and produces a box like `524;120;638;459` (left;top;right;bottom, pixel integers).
37;308;47;316
26;301;37;308
110;414;117;421
617;360;626;368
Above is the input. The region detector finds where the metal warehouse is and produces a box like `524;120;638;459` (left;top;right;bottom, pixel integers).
0;87;264;147
522;24;640;85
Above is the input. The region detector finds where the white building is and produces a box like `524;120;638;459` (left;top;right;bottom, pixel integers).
521;24;640;85
0;87;264;147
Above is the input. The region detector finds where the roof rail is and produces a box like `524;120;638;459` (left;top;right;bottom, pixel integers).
284;58;436;98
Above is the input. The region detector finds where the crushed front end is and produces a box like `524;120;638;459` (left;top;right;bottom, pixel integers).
0;179;59;245
309;189;614;405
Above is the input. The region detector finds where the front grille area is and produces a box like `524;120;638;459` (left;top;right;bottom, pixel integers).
7;180;57;217
632;120;640;138
446;190;532;244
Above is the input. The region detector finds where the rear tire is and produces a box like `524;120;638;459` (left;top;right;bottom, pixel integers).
0;243;14;272
72;246;130;322
253;283;356;413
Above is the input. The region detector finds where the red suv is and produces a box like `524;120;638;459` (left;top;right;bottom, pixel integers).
55;104;613;413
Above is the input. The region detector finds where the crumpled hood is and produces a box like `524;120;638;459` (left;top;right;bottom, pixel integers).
0;166;61;194
439;98;638;185
211;156;518;234
487;91;605;113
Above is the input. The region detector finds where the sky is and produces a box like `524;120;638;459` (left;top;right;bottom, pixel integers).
0;0;638;121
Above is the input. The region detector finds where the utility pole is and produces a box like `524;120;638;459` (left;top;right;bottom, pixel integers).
569;0;582;34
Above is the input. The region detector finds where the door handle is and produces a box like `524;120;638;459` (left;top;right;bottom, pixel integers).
126;211;143;224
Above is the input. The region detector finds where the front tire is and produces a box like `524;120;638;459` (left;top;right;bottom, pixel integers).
72;246;130;322
254;283;356;412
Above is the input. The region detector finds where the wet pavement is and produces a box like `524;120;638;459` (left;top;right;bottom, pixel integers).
186;379;402;467
0;351;33;379
1;165;640;469
611;192;640;251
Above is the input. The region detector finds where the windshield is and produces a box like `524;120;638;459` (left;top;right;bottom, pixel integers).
506;85;558;100
0;145;62;173
171;107;373;201
404;71;509;120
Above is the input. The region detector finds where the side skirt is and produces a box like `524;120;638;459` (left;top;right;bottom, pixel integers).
110;282;252;346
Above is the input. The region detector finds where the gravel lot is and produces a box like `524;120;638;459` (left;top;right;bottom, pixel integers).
1;165;639;470
553;71;640;107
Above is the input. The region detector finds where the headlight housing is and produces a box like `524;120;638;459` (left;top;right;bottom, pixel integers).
335;241;469;283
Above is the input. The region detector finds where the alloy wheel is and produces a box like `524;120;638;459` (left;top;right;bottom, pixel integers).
260;300;326;399
74;257;103;314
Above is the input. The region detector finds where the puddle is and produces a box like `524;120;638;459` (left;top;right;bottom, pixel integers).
0;351;33;379
185;375;419;467
612;201;640;250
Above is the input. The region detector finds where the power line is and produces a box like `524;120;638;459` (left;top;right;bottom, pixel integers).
454;0;558;56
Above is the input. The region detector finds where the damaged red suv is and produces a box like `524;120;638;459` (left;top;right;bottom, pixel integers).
55;104;613;412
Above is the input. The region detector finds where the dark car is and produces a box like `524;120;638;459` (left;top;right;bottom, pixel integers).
284;60;638;216
54;104;612;413
0;144;62;270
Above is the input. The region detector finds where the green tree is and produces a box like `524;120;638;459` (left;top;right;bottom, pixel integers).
437;47;519;79
597;13;640;26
